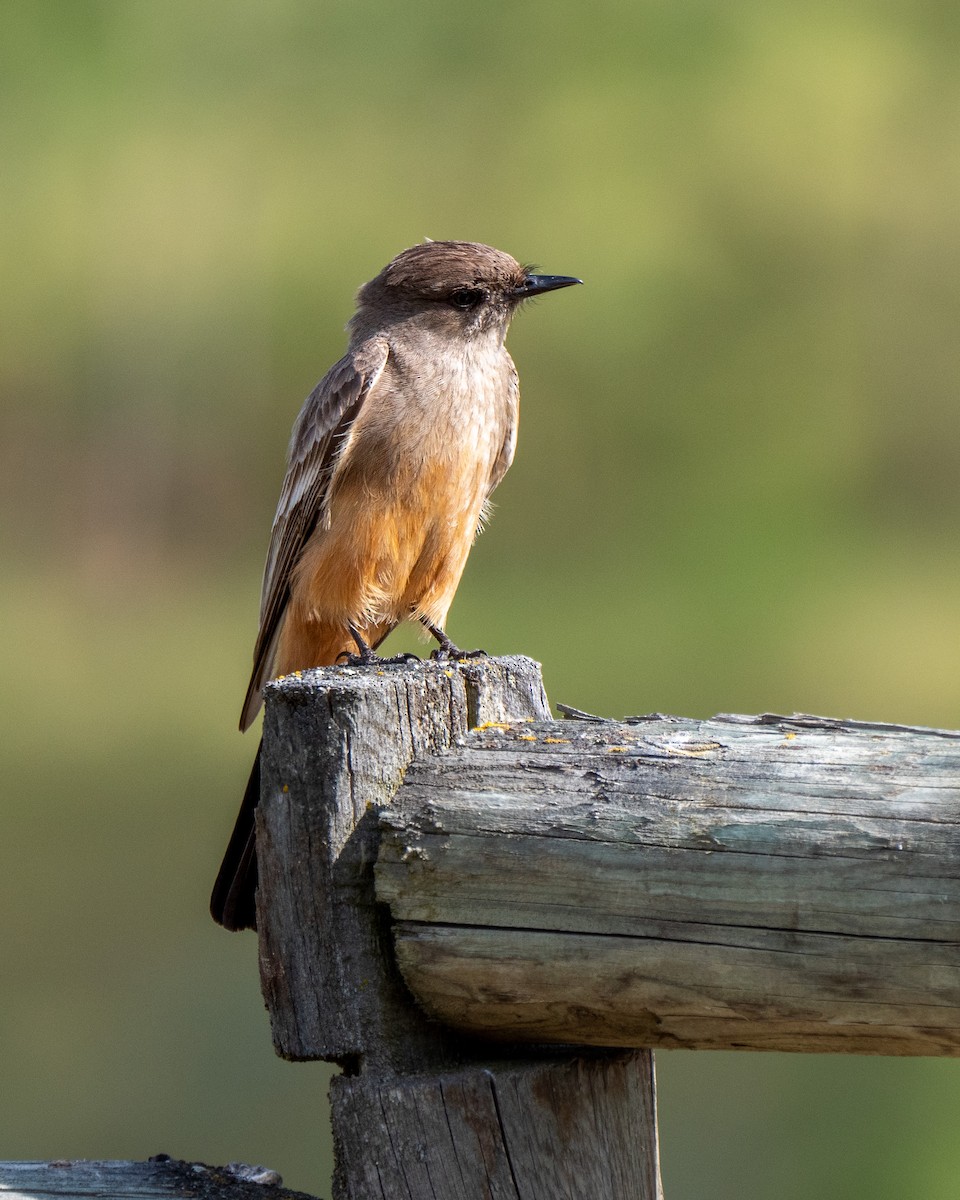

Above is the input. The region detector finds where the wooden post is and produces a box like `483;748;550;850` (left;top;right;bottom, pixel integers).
255;657;662;1200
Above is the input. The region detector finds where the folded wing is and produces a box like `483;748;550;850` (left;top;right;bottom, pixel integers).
239;338;389;731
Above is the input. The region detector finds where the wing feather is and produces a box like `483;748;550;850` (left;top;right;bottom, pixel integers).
239;338;389;730
486;365;520;498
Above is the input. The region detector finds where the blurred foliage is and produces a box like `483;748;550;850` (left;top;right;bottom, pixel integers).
3;1;960;1196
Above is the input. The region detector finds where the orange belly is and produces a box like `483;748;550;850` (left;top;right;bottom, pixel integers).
275;463;487;672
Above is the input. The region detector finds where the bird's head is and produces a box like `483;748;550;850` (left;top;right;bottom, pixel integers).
352;240;581;343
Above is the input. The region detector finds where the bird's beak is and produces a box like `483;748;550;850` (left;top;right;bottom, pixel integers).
513;274;583;299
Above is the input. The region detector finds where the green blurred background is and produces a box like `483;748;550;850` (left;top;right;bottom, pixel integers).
4;1;960;1196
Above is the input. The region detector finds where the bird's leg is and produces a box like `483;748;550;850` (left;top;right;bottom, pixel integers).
337;624;421;667
344;624;379;665
420;618;486;661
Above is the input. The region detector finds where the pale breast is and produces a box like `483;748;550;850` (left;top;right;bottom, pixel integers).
296;336;519;628
335;338;518;520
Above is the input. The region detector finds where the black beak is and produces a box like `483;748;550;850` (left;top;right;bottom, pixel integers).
513;273;583;299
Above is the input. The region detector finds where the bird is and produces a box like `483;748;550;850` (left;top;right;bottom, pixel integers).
210;240;581;930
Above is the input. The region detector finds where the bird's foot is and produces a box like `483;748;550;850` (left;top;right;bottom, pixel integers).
421;620;487;662
338;650;421;667
430;646;487;661
338;625;421;668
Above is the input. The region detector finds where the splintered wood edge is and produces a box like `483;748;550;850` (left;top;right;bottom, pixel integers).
0;1159;318;1200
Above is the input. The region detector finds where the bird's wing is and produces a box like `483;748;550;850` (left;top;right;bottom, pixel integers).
486;364;520;498
239;338;389;730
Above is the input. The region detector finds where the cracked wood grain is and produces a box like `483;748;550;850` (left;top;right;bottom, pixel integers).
254;658;662;1199
0;1159;308;1200
376;714;960;1055
256;656;549;1066
331;1053;659;1200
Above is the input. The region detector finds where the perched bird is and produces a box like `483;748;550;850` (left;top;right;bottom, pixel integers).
211;240;581;930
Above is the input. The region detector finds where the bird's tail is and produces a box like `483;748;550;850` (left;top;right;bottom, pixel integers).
210;742;261;931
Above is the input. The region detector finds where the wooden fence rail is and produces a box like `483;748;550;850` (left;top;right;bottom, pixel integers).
0;1158;305;1200
377;706;960;1056
250;654;960;1197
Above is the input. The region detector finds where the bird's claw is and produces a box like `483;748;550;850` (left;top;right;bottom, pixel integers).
429;646;487;662
338;649;421;667
339;624;420;667
416;619;488;662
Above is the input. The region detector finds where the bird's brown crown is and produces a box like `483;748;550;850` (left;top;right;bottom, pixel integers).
360;241;529;304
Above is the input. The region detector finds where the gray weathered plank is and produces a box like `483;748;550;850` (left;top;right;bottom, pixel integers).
0;1159;307;1200
376;712;960;1055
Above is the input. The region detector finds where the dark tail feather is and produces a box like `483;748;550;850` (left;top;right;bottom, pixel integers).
210;742;261;931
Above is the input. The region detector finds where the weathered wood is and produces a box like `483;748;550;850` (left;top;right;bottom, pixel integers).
0;1159;311;1200
255;658;662;1200
376;711;960;1055
256;655;550;1067
331;1053;660;1200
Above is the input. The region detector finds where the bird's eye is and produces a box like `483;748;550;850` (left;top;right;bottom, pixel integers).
448;288;486;310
